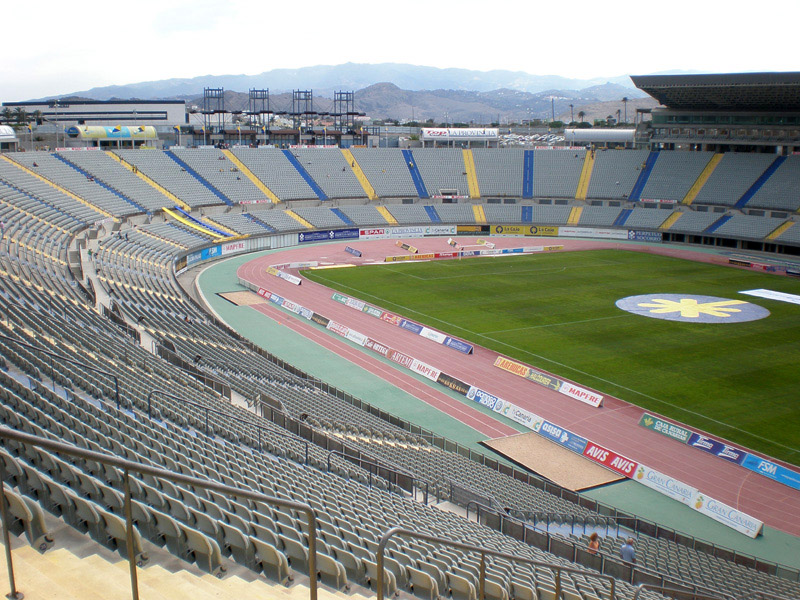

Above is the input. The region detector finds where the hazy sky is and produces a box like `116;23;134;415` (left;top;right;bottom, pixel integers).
2;0;798;101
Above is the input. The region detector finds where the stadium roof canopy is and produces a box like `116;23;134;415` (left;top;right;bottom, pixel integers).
630;72;800;111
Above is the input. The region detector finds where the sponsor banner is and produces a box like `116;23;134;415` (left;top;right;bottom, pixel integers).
345;330;367;346
434;251;458;259
627;230;663;242
494;401;544;431
221;240;247;255
559;227;629;240
740;289;800;305
311;312;330;327
282;300;300;314
387;349;415;369
382;312;403;326
539;421;588;453
641;198;678;204
256;287;271;298
298;228;359;244
266;266;302;285
384;255;413;263
477;238;495;249
741;455;800;491
457;225;484;233
687;433;747;466
363;305;383;318
344;246;362;257
268;294;285;306
396;241;419;254
424;225;457;236
364;337;390;357
420;327;448;344
466;386;500;410
421;128;499;140
634;464;698;506
410;359;441;382
558;381;603;408
437;372;471;395
492;225;559;236
524;369;562;392
298;306;314;320
326;321;350;337
448;238;458;247
359;228;386;239
332;292;348;305
692;493;763;538
400;319;423;334
639;413;692;444
730;259;752;268
494;356;532;378
444;337;474;355
583;442;638;477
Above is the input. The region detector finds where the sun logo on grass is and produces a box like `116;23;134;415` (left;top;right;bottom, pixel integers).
615;294;769;324
636;298;746;319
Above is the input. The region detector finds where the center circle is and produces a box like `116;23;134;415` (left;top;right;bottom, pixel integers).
616;293;770;323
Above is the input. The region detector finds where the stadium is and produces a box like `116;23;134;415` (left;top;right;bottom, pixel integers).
0;71;799;600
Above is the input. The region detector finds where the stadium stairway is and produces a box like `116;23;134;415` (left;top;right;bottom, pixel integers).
628;151;659;201
245;212;278;232
330;208;355;226
107;151;190;211
0;154;115;220
462;150;481;199
164;151;234;207
683;154;723;205
522;150;534;199
472;204;487;224
284;209;314;229
575;151;595;200
52;153;148;214
612;208;633;227
521;205;533;223
659;211;683;230
164;207;228;239
341;149;377;201
767;220;795;240
1;542;371;600
282;150;329;201
567;206;583;225
734;156;787;208
424;206;442;223
376;206;398;224
704;214;732;233
401;150;429;199
222;150;280;204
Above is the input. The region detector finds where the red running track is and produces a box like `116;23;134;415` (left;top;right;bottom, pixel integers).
236;237;800;537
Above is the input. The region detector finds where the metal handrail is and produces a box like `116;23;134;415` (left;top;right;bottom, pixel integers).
0;426;318;600
633;583;735;600
376;526;617;600
146;388;310;464
466;501;728;600
324;449;432;504
0;332;120;408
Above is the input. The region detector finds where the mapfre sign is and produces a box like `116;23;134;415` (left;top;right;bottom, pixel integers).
421;128;499;140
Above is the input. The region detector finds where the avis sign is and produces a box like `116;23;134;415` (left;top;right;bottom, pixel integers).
582;442;638;477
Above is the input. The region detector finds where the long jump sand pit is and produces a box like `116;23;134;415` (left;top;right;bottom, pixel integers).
217;290;267;306
482;432;624;491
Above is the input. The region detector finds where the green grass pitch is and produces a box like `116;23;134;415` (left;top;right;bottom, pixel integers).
304;249;800;466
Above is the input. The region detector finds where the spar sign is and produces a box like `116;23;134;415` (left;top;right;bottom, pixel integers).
582;441;638;477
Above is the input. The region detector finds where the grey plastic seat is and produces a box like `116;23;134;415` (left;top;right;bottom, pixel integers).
408;565;440;600
251;536;292;585
316;552;349;590
448;572;477;600
2;486;54;552
182;523;226;577
100;508;149;567
332;546;365;582
363;558;399;597
278;532;310;575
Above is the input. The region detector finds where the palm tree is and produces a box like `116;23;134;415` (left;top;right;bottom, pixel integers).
12;107;27;125
622;97;629;124
578;111;586;123
0;108;12;124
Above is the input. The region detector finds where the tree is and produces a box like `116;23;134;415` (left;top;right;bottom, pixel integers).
12;107;27;125
577;111;586;123
0;108;12;124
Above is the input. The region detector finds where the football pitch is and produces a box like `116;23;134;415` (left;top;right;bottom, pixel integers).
304;249;800;466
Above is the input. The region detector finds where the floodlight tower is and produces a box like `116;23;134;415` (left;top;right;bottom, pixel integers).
292;90;314;132
248;89;270;129
203;88;225;132
333;91;356;132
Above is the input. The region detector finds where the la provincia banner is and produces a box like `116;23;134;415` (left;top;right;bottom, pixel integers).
242;278;763;537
